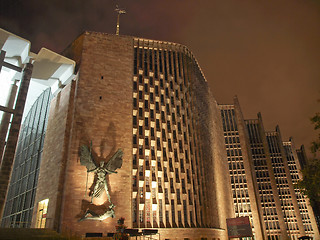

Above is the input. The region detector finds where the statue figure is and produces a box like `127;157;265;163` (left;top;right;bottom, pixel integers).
80;144;123;203
79;204;115;222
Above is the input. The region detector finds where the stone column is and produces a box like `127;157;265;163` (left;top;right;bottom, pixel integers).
0;62;33;220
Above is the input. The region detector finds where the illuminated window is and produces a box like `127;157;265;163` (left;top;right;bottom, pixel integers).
35;199;49;228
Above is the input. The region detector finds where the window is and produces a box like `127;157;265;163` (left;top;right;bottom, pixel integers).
134;48;138;74
139;187;144;198
170;178;174;192
139;49;143;67
175;168;179;182
159;199;163;222
133;198;137;222
182;179;186;192
167;121;171;132
162;128;166;140
133;176;137;187
133;154;137;165
168;139;172;152
158;177;162;188
161;111;165;122
139;210;144;223
133;116;137;126
173;130;177;142
188;190;192;204
177;189;181;202
150;92;154;102
139;145;143;155
171;199;175;223
172;113;176;124
35;199;49;228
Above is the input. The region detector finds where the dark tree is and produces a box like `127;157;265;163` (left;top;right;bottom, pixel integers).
297;110;320;216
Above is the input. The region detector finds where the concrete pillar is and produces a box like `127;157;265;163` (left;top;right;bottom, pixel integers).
0;62;33;221
0;80;18;163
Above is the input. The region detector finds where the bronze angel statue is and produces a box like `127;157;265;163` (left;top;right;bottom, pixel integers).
80;144;123;203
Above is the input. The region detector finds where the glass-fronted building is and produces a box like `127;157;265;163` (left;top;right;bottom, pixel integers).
1;88;51;228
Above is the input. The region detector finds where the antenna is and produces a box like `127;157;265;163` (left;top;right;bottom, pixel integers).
115;5;126;35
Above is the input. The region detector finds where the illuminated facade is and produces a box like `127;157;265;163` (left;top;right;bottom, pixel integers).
1;30;319;240
28;32;234;239
218;100;265;240
283;139;316;235
219;98;319;240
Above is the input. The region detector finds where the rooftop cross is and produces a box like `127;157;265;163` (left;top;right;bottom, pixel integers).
115;5;126;35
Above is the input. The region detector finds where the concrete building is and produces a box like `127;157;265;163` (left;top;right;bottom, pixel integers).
283;139;319;236
1;29;319;240
218;98;319;240
27;32;234;239
218;99;266;240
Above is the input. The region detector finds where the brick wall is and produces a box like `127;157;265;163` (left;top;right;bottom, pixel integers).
31;80;75;230
59;32;134;235
33;32;234;239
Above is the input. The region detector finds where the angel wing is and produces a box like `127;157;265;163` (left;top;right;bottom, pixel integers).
80;145;97;172
104;148;123;173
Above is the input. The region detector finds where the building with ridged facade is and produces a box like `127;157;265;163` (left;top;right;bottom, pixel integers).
25;32;234;239
1;30;319;240
219;97;319;240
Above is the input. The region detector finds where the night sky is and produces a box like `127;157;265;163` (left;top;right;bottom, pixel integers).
1;0;320;156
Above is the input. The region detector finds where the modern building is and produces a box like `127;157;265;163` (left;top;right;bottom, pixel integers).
0;29;319;240
218;100;266;240
283;138;316;236
26;32;234;239
0;27;76;234
1;88;52;228
295;145;308;171
218;97;319;240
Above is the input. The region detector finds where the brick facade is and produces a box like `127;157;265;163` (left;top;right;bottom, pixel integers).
32;32;234;239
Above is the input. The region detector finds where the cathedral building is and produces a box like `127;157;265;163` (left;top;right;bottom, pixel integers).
29;32;234;239
0;30;319;240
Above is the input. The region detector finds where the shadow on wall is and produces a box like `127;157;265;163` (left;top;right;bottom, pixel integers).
76;121;123;222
